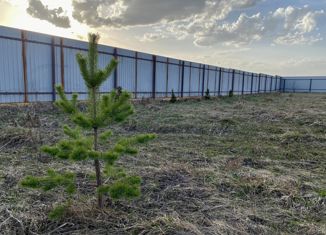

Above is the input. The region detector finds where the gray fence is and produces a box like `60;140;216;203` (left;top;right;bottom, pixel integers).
0;25;283;103
282;77;326;93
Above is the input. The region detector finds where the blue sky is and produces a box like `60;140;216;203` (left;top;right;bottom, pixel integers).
1;0;325;76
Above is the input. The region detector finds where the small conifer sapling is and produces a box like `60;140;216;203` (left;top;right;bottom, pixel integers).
170;89;177;103
204;89;210;100
21;33;156;219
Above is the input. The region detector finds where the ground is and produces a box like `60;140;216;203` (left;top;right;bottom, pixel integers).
0;93;325;235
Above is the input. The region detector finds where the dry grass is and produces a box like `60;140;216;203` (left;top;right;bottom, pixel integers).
0;93;325;234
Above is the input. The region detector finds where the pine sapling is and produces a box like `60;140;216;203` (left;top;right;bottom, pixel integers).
170;89;177;103
204;89;210;100
21;33;156;219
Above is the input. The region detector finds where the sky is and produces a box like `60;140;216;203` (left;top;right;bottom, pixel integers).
0;0;325;76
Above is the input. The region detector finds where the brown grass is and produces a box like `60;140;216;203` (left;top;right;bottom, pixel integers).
0;93;325;234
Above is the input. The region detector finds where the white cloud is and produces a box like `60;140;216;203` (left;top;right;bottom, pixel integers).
26;0;71;28
274;32;322;45
193;13;264;47
20;1;325;47
138;32;167;42
72;0;208;27
159;5;325;47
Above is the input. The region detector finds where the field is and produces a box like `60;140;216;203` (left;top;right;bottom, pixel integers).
0;93;325;234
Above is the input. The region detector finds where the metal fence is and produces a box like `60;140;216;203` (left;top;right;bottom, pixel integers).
0;25;282;103
282;77;326;93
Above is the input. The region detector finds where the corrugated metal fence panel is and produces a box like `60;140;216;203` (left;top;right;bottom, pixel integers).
276;78;281;91
310;80;326;92
26;32;53;102
64;37;88;50
1;26;21;39
183;62;190;97
202;66;208;93
0;25;285;103
189;63;199;96
267;77;272;92
167;58;180;96
265;76;270;92
63;47;87;100
54;43;61;86
220;69;229;95
243;73;250;94
98;52;115;94
234;71;241;94
0;37;24;102
293;79;310;92
219;69;226;95
259;75;264;93
64;38;88;99
270;77;276;92
155;57;167;98
137;52;152;98
206;66;216;94
252;75;258;93
117;49;136;93
284;80;296;92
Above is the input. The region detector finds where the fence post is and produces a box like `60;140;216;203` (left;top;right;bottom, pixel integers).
218;68;222;96
113;48;118;89
152;55;157;99
60;38;65;90
21;30;28;103
269;76;272;92
181;61;185;98
135;52;138;99
264;74;267;93
309;79;312;93
231;69;235;93
51;37;56;101
201;65;205;97
241;71;245;95
250;73;254;94
274;76;277;91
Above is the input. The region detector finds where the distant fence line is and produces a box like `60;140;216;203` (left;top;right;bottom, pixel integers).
0;25;285;103
282;78;326;93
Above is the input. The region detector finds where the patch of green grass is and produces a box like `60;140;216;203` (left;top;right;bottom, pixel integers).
317;189;326;197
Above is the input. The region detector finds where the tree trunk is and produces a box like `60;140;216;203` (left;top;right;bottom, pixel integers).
94;127;103;208
92;88;103;208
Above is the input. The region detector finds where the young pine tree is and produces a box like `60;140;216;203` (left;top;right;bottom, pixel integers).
170;89;177;103
21;33;156;218
229;89;234;97
204;88;210;100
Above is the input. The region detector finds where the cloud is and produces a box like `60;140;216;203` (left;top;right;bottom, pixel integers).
162;5;325;47
193;13;264;47
274;32;322;45
72;0;207;27
138;32;168;42
58;1;324;47
268;6;324;45
71;0;262;28
27;0;70;28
